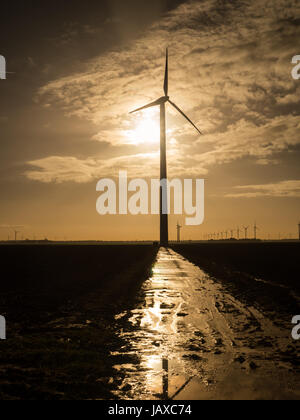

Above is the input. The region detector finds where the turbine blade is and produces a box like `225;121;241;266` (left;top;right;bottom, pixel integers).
129;98;161;114
164;48;169;96
168;100;203;135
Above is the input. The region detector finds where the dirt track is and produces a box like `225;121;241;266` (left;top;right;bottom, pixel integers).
0;245;299;400
113;248;300;400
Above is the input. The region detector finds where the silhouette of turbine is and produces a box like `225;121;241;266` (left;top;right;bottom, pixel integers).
243;225;250;240
130;49;202;247
176;221;182;242
254;221;259;240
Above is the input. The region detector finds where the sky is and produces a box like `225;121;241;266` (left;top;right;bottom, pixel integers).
0;0;300;241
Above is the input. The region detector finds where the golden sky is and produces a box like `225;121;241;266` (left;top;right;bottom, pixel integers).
0;0;300;241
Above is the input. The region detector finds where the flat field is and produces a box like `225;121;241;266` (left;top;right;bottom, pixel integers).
171;242;300;321
0;245;157;400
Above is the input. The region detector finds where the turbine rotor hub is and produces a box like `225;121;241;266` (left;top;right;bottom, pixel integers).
158;96;169;104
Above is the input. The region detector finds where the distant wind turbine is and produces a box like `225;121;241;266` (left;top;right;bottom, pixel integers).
130;49;202;246
253;221;259;240
243;225;249;240
176;221;182;243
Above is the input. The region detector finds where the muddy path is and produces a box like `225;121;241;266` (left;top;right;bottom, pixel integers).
0;245;158;400
113;248;300;400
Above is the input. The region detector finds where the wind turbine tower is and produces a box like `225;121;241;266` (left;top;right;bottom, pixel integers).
176;222;182;242
243;226;249;240
254;222;259;240
130;49;202;247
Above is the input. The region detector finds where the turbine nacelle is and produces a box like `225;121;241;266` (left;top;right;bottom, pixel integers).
130;96;169;114
130;49;202;135
161;96;170;103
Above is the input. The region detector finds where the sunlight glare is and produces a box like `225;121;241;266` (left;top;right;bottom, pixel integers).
125;111;160;145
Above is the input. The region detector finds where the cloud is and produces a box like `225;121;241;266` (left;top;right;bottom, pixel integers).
25;154;160;183
277;88;300;105
29;0;300;183
226;180;300;198
25;144;210;184
189;114;300;168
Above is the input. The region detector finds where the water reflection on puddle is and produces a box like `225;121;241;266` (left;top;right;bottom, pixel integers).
113;248;204;400
112;248;300;400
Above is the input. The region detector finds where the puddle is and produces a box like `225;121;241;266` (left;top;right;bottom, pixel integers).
112;248;300;400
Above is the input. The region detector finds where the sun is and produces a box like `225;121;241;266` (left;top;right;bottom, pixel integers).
125;112;160;145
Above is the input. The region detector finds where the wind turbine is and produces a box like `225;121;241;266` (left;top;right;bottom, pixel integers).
130;49;202;246
243;225;249;240
176;221;182;243
253;221;259;240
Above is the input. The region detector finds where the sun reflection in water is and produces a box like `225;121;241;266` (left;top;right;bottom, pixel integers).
116;248;199;399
